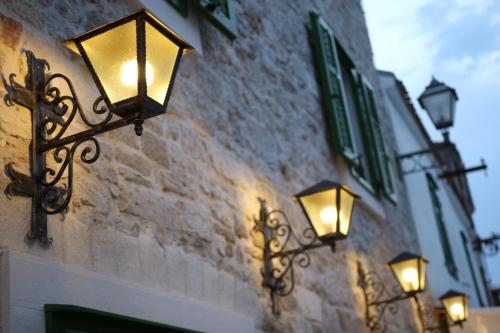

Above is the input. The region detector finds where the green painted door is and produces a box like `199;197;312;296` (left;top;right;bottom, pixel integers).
45;305;203;333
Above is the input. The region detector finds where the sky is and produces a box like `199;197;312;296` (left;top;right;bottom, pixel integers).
362;0;500;287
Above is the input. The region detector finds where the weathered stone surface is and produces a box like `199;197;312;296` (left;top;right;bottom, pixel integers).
0;13;22;51
115;145;153;177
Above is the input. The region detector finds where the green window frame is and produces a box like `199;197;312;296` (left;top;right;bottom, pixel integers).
45;304;202;333
426;173;458;279
165;1;237;39
310;12;395;200
166;0;188;17
197;0;237;39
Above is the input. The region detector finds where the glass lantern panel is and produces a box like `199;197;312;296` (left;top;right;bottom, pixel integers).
449;94;456;123
390;258;422;293
464;296;469;321
339;188;354;236
421;90;454;128
419;258;427;291
145;22;181;104
299;188;338;238
81;20;138;104
442;295;467;322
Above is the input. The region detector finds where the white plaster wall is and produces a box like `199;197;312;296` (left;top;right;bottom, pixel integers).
451;308;500;333
379;72;489;307
0;249;256;333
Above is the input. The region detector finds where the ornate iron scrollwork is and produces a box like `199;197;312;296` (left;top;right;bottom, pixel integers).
3;50;137;244
417;301;447;333
397;145;487;177
254;198;335;315
483;241;500;256
357;262;417;333
474;233;500;257
5;162;35;198
358;263;464;333
419;301;463;332
398;150;442;175
40;137;100;215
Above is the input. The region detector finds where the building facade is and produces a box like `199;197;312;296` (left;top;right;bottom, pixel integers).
0;1;440;332
379;71;492;312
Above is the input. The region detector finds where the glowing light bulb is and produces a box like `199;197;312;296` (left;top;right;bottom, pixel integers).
401;267;418;291
120;60;154;87
450;303;464;320
320;207;337;225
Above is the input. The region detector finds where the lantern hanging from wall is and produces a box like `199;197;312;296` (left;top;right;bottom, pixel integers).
295;181;359;243
388;252;428;294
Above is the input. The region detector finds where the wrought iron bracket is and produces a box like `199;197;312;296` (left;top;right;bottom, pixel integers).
357;261;421;333
253;198;335;315
474;233;500;256
423;308;463;333
412;297;447;333
398;145;487;177
438;160;487;179
5;162;35;197
397;147;442;175
424;321;463;332
3;50;138;245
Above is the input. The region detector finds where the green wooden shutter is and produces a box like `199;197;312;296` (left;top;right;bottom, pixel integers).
351;71;380;186
166;0;188;17
426;174;459;279
197;0;237;39
310;12;356;162
358;76;395;198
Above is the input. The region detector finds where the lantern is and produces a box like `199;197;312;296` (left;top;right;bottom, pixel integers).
418;77;458;130
64;9;193;135
295;181;360;242
388;252;428;294
440;290;469;323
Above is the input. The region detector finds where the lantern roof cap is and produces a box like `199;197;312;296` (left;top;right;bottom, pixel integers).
387;251;428;265
417;76;458;107
294;180;360;199
439;289;468;300
63;8;194;55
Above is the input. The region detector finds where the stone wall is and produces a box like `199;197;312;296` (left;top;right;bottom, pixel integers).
0;1;425;332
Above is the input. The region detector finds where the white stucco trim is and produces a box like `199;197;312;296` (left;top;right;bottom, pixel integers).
452;307;500;333
0;249;255;333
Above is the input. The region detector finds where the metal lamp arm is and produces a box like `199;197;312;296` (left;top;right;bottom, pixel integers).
357;261;423;333
270;241;334;259
398;144;487;177
367;292;414;306
254;198;333;315
425;321;463;332
39;115;137;152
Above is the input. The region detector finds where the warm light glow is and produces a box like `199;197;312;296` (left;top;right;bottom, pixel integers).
389;254;427;293
450;303;464;321
320;207;337;225
120;60;154;86
441;291;468;323
401;267;418;290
